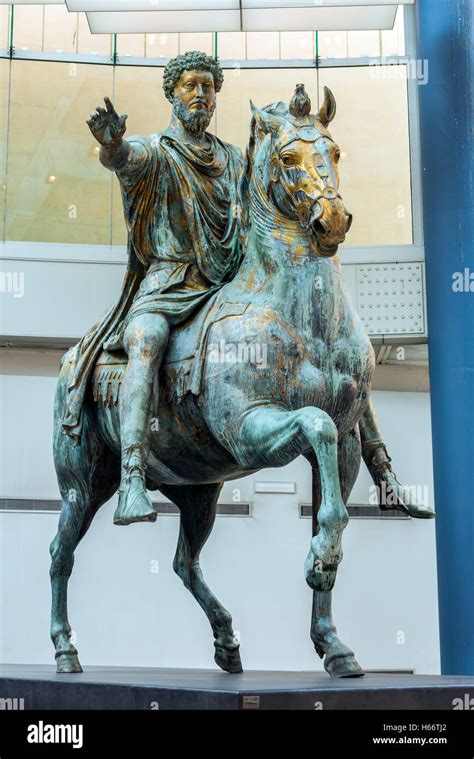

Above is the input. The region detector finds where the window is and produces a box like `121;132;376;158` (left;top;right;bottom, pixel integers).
12;5;44;53
77;14;111;57
5;61;113;244
280;32;314;60
319;66;412;245
146;33;179;61
0;5;10;52
179;33;213;56
44;6;78;54
116;34;145;59
246;31;279;60
217;32;246;61
0;4;416;250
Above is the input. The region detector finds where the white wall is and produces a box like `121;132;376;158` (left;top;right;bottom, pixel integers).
0;348;439;674
0;243;426;345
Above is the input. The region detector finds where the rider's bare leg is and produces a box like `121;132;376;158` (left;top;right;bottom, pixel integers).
359;397;435;519
113;312;170;526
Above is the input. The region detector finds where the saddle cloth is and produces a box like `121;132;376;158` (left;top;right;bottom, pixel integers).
92;292;249;407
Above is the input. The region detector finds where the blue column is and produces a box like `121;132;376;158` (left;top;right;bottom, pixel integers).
416;0;474;674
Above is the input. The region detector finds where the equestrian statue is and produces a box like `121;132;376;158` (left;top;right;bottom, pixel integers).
50;51;434;678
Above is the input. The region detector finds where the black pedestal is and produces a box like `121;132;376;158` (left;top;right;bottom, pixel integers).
1;664;474;710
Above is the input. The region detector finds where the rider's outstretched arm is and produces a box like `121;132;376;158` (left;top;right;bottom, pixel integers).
87;95;152;187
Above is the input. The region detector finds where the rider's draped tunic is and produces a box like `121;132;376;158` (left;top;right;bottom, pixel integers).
62;131;244;441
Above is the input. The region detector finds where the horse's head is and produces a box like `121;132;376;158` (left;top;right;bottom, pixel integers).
243;85;352;257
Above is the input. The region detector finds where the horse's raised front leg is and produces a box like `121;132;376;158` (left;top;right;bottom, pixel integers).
160;482;243;674
235;405;348;593
305;428;365;678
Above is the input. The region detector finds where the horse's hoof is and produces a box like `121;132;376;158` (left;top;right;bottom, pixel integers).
324;652;365;678
214;644;243;673
56;653;83;673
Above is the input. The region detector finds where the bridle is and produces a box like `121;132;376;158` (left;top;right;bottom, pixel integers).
275;123;344;221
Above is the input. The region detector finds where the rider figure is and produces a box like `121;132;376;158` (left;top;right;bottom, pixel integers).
77;52;243;526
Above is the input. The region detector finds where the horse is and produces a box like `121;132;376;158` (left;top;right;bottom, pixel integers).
50;86;378;679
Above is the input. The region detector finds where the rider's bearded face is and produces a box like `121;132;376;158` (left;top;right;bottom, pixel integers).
172;69;216;136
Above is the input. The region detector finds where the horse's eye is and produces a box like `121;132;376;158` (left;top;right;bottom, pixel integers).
334;149;341;163
281;154;296;168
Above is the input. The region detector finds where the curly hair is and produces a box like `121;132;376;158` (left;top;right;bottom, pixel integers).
162;50;224;103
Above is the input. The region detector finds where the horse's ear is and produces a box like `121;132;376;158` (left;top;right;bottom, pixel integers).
318;86;337;127
249;99;284;137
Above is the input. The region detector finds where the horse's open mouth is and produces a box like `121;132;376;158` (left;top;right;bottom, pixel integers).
316;240;340;257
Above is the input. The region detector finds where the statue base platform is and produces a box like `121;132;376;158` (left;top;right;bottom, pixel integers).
1;665;474;710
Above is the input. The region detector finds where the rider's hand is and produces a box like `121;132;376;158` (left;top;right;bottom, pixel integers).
86;96;127;148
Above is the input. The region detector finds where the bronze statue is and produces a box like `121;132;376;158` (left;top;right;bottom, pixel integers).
50;56;434;678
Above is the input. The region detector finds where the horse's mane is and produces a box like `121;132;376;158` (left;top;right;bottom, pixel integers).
238;101;291;236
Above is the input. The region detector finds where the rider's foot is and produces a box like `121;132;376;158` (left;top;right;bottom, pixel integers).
363;439;435;519
114;472;157;525
377;468;436;519
114;442;157;526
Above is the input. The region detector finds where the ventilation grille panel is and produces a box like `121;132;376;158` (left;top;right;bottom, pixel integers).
153;501;251;517
357;263;425;336
299;503;409;520
0;498;251;517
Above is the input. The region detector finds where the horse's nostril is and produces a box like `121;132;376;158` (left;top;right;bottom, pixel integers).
310;201;323;223
311;219;326;236
312;209;329;233
308;202;325;233
319;216;329;232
